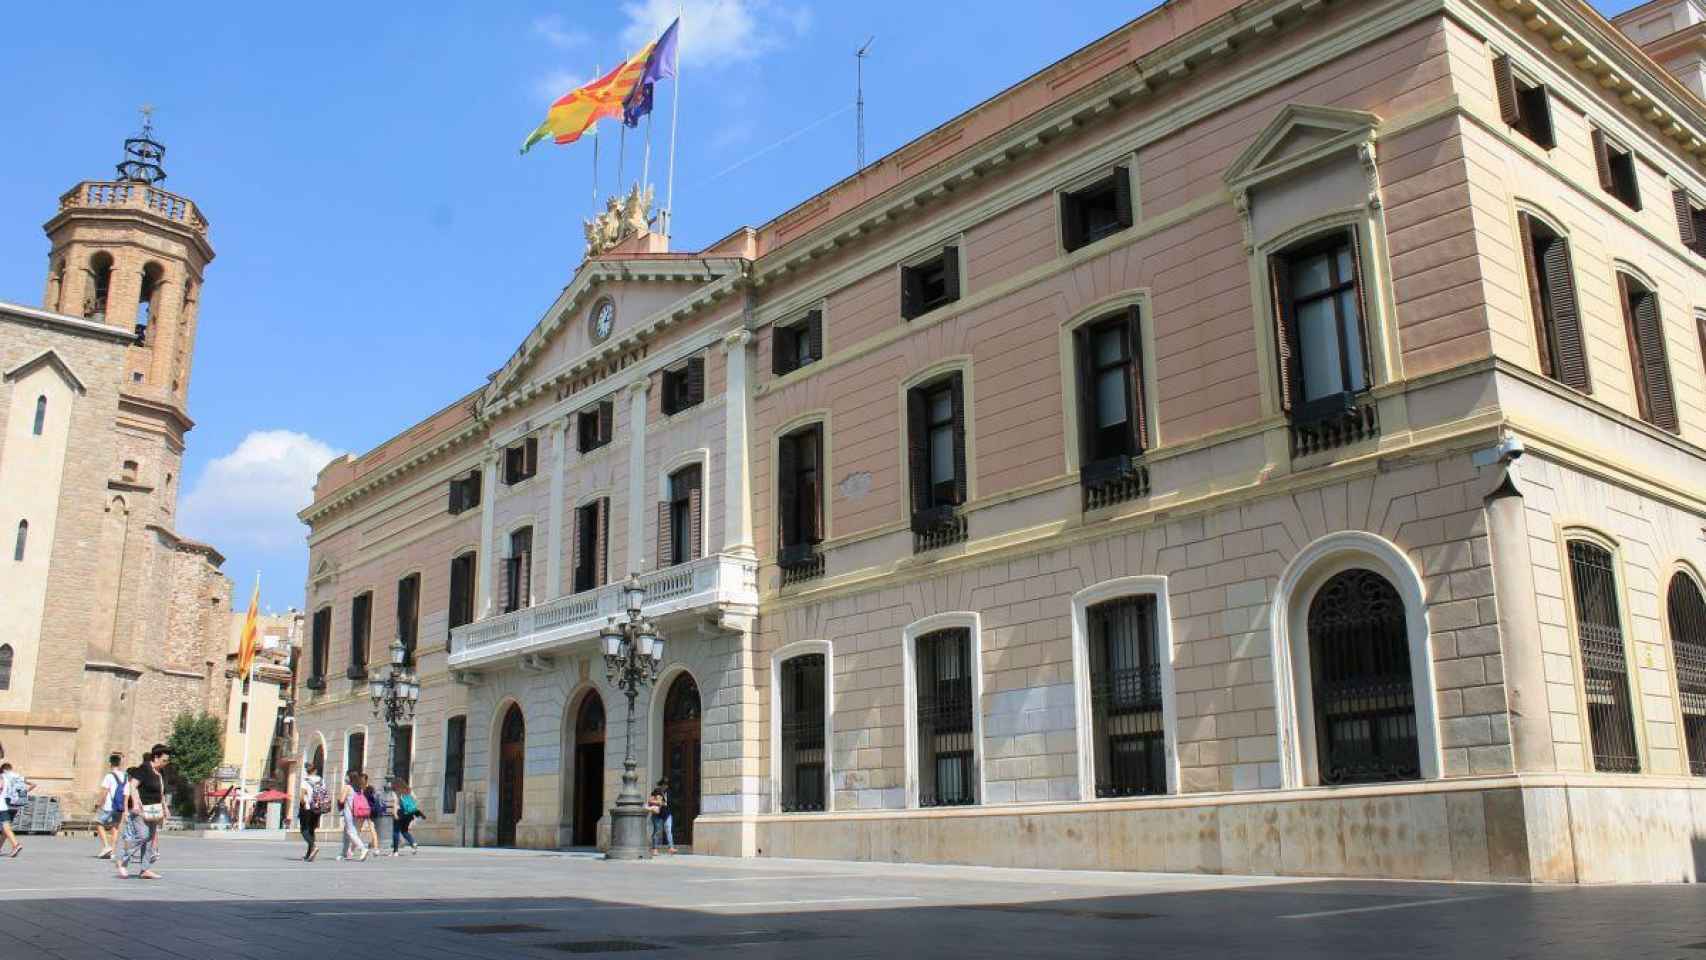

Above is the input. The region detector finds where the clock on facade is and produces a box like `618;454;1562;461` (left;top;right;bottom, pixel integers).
589;298;615;343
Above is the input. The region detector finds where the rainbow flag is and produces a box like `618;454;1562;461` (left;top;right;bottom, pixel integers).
236;578;259;680
521;44;655;154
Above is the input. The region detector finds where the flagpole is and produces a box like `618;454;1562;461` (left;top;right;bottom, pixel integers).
618;124;627;192
642;111;653;198
237;571;258;831
593;63;602;202
663;12;682;238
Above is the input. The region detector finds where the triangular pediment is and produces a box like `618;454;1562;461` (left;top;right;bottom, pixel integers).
1225;104;1381;190
4;348;88;394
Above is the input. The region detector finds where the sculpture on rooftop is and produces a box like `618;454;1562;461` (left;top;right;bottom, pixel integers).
582;182;656;257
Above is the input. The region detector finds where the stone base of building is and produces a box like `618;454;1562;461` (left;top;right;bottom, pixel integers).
695;776;1706;883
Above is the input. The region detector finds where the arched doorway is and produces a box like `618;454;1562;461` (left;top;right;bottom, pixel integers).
572;693;605;847
1307;568;1420;784
661;674;702;846
497;704;525;847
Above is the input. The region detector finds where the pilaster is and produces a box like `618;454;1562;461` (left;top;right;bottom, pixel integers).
625;379;650;575
721;329;755;559
545;417;570;601
478;452;498;617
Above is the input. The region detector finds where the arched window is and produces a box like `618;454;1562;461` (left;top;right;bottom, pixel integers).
1086;595;1166;796
1307;568;1421;784
1666;572;1706;777
87;252;114;319
778;654;826;812
32;396;46;436
914;628;976;806
136;262;164;343
1566;540;1640;773
0;644;12;691
12;520;25;562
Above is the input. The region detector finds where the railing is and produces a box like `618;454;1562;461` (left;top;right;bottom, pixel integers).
1081;456;1151;512
1290;392;1379;458
778;544;824;587
58;180;208;234
448;551;758;668
912;507;968;554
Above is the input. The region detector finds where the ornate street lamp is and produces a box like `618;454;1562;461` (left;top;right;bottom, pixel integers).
602;573;666;860
369;637;420;790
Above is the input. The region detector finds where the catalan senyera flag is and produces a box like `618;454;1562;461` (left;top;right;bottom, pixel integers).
521;44;655;154
236;578;260;680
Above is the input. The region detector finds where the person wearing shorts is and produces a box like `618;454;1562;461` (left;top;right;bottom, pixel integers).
94;754;126;859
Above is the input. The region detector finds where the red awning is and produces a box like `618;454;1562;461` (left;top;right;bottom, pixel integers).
253;790;290;802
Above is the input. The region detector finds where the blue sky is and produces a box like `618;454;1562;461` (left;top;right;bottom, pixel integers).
0;1;1648;610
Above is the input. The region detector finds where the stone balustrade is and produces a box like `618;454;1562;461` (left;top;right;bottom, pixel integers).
58;180;209;234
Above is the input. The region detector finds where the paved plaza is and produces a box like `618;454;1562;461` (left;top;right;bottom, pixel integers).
1;835;1703;958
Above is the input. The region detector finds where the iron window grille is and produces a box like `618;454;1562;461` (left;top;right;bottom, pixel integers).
779;654;827;812
1307;569;1421;785
1665;573;1706;777
347;592;372;679
661;356;706;415
1517;213;1591;393
0;644;12;691
773;311;823;376
1566;541;1642;773
504;437;539;485
1087;596;1166;797
443;715;466;813
916;628;976;807
900;245;961;320
1060;166;1134;252
1493;54;1555;149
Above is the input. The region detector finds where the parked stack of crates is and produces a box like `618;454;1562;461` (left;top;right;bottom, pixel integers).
11;795;63;835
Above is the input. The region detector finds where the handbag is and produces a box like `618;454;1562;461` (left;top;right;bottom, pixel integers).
141;803;165;822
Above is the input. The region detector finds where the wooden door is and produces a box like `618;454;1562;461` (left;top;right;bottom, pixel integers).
572;694;605;847
661;674;702;846
497;705;525;846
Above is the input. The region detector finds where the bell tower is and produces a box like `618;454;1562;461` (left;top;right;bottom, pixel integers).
41;110;215;446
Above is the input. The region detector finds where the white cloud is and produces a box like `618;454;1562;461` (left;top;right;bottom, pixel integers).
534;14;589;50
534;68;586;102
179;430;340;553
620;0;810;68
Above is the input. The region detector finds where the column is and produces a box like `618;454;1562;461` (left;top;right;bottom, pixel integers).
625;379;650;575
544;417;570;601
477;452;498;617
1482;462;1556;774
720;330;755;558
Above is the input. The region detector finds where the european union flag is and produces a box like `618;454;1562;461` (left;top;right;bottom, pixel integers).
623;17;679;127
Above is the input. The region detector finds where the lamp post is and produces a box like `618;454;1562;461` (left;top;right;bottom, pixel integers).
601;573;666;860
368;638;420;792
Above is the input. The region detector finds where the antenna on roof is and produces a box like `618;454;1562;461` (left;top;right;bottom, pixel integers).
856;36;875;172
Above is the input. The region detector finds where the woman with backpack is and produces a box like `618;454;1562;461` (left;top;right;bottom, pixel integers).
298;765;329;862
389;779;422;855
359;776;384;853
337;771;370;862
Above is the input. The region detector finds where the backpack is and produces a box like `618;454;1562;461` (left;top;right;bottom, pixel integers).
364;786;388;818
4;774;27;808
399;794;419;817
348;789;371;819
308;780;332;814
107;772;128;814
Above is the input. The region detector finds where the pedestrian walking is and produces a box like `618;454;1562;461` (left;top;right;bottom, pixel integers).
647;779;675;856
337;771;370;862
389;779;422;855
359;775;383;853
116;746;169;880
93;754;127;859
0;761;36;858
298;765;330;862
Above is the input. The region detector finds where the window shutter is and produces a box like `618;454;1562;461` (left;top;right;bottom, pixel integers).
498;558;513;614
1591;129;1615;193
1625;281;1679;433
1345;229;1373;385
688;477;703;560
1112;166;1134;229
577;412;592;452
1695;208;1706;255
519;550;532;608
1493;54;1521;127
686;357;705;406
469;469;481;506
906;387;929;516
657;501;674;567
1675;190;1700;249
571;507;585;591
523;437;538;477
1126;305;1149;452
900;265;920;320
777;432;799;548
599;401;613;442
1540;233;1591;393
806;310;824;362
772;326;792;376
1517;213;1551;379
806;428;823;543
1073;325;1096;464
595;498;610;586
949;372;968;505
448;477;463;514
941;246;961;303
1268;254;1299;413
1060;191;1084;253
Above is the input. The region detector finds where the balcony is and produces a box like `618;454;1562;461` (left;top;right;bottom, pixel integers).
447;551;759;671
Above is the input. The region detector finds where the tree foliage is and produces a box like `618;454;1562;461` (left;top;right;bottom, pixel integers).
165;711;224;797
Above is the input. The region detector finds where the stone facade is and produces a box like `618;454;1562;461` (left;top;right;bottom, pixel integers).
0;139;233;805
298;0;1706;881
